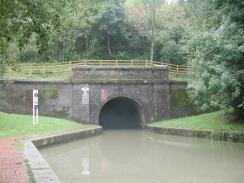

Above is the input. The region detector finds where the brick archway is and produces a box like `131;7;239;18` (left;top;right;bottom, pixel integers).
94;92;149;128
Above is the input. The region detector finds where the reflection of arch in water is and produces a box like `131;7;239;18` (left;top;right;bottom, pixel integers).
95;93;149;129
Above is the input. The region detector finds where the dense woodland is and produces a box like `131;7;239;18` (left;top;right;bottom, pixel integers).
1;0;189;64
0;0;243;122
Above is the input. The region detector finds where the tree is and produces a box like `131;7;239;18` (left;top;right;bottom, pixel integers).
0;0;62;64
181;0;244;122
0;0;102;64
141;0;166;62
125;0;166;62
178;0;209;24
94;0;129;58
126;1;187;63
155;3;187;64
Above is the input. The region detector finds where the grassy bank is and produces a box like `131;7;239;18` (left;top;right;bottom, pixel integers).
148;111;244;142
150;111;244;132
3;71;72;81
0;112;82;138
3;70;188;81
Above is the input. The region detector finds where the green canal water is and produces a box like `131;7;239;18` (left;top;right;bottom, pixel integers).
39;130;244;183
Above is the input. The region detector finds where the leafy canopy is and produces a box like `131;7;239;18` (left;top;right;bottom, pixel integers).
0;0;102;65
181;0;244;122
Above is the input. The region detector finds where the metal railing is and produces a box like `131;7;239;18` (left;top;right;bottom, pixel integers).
6;60;188;76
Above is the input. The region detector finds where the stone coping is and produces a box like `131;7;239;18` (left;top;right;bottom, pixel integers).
71;79;170;84
72;66;168;70
22;125;102;183
146;125;244;143
169;80;188;85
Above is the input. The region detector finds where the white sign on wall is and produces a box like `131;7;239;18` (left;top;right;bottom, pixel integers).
33;89;38;125
33;89;38;108
82;87;89;104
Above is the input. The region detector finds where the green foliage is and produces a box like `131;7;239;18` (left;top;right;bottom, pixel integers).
0;59;6;78
210;131;221;141
1;0;188;64
126;1;187;63
0;0;61;61
45;88;58;99
25;159;35;183
0;84;4;110
193;130;210;139
181;0;244;122
0;60;7;110
172;89;190;107
227;131;239;142
0;0;103;64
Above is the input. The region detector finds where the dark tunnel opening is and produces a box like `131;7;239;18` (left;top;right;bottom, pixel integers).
99;97;143;129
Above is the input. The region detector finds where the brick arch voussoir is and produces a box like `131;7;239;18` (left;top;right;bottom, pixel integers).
94;92;149;125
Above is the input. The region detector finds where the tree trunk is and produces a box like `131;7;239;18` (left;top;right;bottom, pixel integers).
108;34;112;55
150;36;155;63
189;0;198;17
62;34;65;62
149;0;156;63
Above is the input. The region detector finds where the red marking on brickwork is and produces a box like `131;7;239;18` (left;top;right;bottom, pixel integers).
101;88;107;103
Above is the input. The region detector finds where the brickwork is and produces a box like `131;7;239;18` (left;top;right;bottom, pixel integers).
169;81;197;118
72;66;169;81
1;66;196;125
71;66;170;125
2;81;73;119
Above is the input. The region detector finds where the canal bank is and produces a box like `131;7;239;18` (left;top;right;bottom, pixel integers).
22;125;102;183
146;125;244;143
9;121;244;182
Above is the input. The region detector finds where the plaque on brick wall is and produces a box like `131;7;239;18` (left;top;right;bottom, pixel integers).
82;87;89;104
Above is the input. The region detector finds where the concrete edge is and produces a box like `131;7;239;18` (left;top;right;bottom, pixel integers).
23;125;102;183
145;125;244;143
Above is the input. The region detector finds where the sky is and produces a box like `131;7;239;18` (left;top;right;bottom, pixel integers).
166;0;175;4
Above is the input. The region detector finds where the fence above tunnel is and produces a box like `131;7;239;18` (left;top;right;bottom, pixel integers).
6;60;188;77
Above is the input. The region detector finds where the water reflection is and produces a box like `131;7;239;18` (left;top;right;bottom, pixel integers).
39;130;244;183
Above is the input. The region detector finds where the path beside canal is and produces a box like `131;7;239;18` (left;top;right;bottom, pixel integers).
0;125;101;183
0;133;46;183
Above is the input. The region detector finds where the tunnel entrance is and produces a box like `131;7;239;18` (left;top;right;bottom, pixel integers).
99;97;144;129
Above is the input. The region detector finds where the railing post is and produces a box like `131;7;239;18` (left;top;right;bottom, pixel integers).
53;63;56;73
116;59;118;67
176;65;179;76
84;60;87;66
69;61;72;71
30;63;32;75
146;60;148;67
42;63;45;75
100;59;102;66
131;60;133;66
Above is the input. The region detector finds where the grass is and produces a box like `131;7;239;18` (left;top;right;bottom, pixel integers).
0;112;82;138
150;111;244;133
169;72;189;81
3;71;189;81
3;71;72;81
3;67;189;81
25;159;36;183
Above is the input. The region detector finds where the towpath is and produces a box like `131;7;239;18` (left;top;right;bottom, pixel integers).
0;127;86;183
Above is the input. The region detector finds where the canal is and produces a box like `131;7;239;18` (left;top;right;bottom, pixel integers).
39;130;244;183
